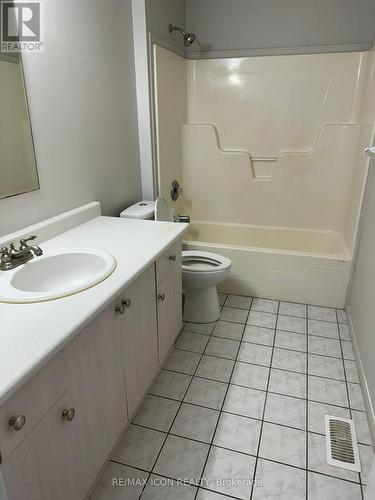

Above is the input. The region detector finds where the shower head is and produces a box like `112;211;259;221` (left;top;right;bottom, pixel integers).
184;32;196;46
168;24;196;47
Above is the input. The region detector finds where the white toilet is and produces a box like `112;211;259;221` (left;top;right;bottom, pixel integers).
182;250;231;323
120;198;231;323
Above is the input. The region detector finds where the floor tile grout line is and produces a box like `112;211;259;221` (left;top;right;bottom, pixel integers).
224;297;349;325
174;340;357;367
192;297;253;500
162;363;359;388
131;399;373;449
183;324;354;347
249;301;280;500
184;315;353;335
141;391;371;445
132;411;313;442
149;371;365;412
137;337;210;499
149;381;366;418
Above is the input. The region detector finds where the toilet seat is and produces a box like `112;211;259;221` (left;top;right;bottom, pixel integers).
182;251;231;273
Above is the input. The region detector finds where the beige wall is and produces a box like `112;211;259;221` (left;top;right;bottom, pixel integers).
0;0;141;236
0;60;38;199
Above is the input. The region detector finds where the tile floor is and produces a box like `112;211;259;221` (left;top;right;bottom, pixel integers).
90;294;374;500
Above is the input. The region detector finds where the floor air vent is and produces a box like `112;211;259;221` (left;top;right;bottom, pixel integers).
325;415;361;472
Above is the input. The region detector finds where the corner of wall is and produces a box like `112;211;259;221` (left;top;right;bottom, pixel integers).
347;305;375;447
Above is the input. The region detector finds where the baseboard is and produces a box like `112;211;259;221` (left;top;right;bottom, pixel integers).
347;306;375;447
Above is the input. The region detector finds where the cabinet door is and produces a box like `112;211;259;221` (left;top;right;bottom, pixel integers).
1;396;76;500
62;303;128;497
119;265;158;418
157;260;182;365
0;353;65;461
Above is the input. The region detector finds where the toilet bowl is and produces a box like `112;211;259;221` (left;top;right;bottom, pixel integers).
182;250;231;323
120;200;231;323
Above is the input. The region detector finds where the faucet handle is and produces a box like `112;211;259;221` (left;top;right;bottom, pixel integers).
0;247;12;264
20;235;37;250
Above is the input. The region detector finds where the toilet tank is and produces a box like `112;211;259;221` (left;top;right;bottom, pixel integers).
120;201;155;220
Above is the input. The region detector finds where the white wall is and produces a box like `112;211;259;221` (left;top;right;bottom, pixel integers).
349;162;375;421
0;0;142;236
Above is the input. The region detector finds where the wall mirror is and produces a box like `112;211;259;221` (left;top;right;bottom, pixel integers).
0;53;39;199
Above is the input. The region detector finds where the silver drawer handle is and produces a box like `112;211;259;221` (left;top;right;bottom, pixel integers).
62;408;76;422
9;415;26;431
158;293;166;302
169;254;176;262
115;298;131;314
115;304;125;315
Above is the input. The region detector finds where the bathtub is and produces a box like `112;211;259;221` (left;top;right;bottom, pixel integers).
183;221;352;308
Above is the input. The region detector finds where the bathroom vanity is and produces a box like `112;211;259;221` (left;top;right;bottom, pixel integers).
0;203;187;500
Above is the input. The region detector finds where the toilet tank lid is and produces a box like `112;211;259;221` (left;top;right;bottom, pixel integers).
120;201;155;219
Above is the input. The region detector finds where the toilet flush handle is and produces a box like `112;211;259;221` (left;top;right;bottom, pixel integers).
171;180;182;201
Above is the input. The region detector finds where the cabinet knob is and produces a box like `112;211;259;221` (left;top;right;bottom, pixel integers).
158;293;166;302
115;304;125;315
169;254;176;262
122;298;131;308
9;415;26;431
62;408;76;422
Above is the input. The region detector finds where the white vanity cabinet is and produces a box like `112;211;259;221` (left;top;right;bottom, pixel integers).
156;240;182;364
1;302;128;500
0;239;183;500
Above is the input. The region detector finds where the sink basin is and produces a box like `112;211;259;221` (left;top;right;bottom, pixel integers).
0;248;117;303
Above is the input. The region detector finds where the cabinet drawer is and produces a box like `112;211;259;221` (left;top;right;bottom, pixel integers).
0;354;65;460
156;239;182;285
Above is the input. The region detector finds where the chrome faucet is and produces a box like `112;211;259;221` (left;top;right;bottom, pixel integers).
0;235;43;271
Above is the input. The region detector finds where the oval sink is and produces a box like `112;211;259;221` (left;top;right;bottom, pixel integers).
0;249;117;303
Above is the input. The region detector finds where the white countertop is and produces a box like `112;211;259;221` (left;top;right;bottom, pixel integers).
0;212;188;405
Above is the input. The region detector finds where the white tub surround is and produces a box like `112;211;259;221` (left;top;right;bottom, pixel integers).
184;222;350;307
152;47;375;305
0;202;188;406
